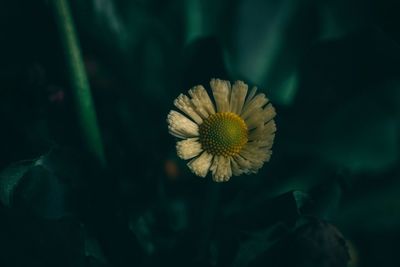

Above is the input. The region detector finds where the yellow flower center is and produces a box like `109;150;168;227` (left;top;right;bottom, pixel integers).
199;112;248;157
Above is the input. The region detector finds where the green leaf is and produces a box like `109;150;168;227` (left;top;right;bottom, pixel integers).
0;149;83;219
317;0;371;40
84;227;108;265
224;191;301;230
276;216;350;267
299;181;342;220
337;179;400;232
292;190;312;214
319;97;399;173
13;164;68;219
223;0;316;106
0;160;36;207
232;223;288;267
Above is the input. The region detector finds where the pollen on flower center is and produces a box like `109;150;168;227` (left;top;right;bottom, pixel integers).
199;112;248;157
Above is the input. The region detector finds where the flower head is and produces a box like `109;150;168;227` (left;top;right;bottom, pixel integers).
167;79;276;182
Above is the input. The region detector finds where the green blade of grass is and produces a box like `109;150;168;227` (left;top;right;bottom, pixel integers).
51;0;106;166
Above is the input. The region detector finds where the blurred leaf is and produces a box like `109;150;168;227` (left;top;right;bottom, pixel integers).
167;199;189;232
0;160;35;207
223;0;317;105
71;0;138;53
184;0;204;43
0;149;83;219
0;216;85;267
84;228;108;266
299;181;342;220
319;98;399;173
71;0;180;105
129;212;156;255
183;0;230;43
224;190;306;231
317;0;373;40
337;178;400;233
289;28;400;174
274;217;350;267
13;165;64;219
293;190;312;213
231;223;287;267
182;36;229;89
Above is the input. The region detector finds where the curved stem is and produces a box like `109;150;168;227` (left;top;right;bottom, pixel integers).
51;0;106;166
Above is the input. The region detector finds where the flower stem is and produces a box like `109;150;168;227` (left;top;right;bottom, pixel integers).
51;0;106;166
196;181;220;261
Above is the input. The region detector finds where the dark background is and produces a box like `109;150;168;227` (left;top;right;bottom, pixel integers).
0;0;399;266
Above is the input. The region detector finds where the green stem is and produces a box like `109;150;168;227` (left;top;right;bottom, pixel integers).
51;0;106;166
196;180;220;261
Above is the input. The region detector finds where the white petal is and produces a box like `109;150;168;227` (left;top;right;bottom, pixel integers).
243;86;257;106
249;120;277;141
241;144;270;163
250;135;275;150
244;108;264;130
262;136;275;149
262;104;276;123
231;157;244;176
238;143;272;173
230;81;248;114
210;79;231;112
241;93;269;120
188;85;215;118
167;110;199;138
245;104;276;130
174;94;203;124
210;155;232;182
187;151;213;177
232;154;252;175
176;138;203;160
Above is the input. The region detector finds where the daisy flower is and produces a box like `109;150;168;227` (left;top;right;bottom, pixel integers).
167;79;276;182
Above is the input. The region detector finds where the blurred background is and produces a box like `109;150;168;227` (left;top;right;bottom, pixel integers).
0;0;399;266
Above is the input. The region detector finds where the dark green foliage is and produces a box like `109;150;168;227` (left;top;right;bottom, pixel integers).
259;217;350;267
0;0;400;266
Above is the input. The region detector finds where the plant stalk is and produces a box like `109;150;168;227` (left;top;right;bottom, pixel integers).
51;0;106;166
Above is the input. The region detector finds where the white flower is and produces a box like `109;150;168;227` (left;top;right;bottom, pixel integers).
167;79;276;182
